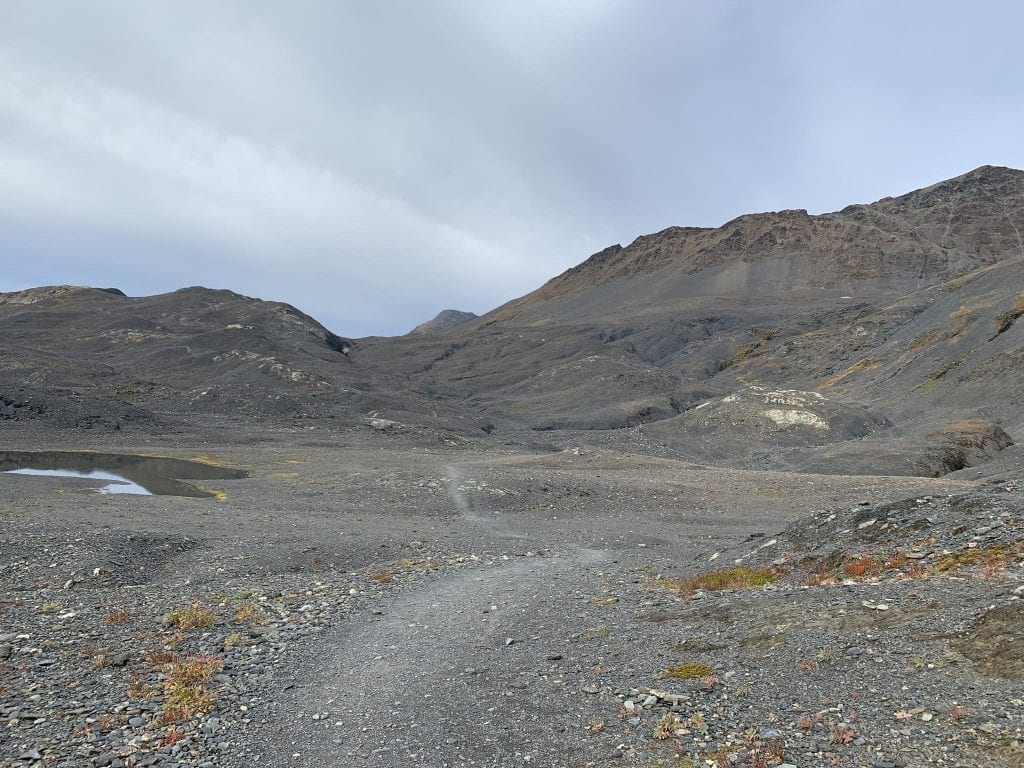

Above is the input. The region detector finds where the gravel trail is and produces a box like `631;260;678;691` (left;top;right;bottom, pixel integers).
255;547;617;768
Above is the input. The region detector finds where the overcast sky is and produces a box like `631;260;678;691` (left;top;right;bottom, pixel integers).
2;1;1023;336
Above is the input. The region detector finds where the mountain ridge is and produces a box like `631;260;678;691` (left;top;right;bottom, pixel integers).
4;165;1024;478
486;164;1024;325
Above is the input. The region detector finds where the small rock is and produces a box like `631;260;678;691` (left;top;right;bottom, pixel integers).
862;601;890;611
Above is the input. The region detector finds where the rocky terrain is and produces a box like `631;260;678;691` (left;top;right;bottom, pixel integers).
2;166;1024;767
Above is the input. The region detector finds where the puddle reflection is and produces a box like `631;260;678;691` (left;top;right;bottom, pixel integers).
0;451;247;498
6;468;151;495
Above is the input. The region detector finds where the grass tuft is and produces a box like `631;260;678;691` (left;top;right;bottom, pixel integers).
163;684;217;723
160;655;224;723
935;543;1022;573
232;602;265;625
163;654;223;687
223;632;244;649
658;566;781;598
842;554;887;579
665;662;715;680
166;603;216;630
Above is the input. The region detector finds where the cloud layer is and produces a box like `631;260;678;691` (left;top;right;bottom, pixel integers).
2;1;1023;335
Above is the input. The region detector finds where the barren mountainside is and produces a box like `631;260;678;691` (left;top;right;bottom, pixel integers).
3;165;1024;476
489;165;1024;324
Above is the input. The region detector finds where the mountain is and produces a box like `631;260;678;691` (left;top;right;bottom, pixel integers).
4;166;1024;476
0;286;464;430
410;309;479;335
488;164;1024;326
356;165;1024;474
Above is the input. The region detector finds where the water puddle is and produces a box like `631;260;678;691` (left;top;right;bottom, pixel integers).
7;468;151;494
0;451;247;498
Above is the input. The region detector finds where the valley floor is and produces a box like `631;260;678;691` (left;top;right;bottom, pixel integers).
1;423;1021;768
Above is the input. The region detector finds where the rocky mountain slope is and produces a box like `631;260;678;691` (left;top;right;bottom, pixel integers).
355;165;1024;475
4;166;1023;477
0;286;466;431
489;164;1024;324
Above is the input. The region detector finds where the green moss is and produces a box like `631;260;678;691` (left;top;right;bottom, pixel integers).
677;566;780;595
666;662;715;680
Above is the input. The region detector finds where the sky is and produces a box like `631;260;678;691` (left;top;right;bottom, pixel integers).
2;1;1023;336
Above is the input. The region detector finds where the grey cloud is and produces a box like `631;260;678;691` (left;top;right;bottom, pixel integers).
1;1;1023;335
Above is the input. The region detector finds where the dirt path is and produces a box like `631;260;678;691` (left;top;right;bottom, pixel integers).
254;546;621;767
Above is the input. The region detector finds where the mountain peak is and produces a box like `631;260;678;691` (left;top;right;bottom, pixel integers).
410;309;479;335
898;164;1024;199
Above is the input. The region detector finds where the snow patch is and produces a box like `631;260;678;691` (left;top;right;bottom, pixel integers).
762;408;830;430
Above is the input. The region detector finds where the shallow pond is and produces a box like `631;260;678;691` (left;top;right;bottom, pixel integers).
0;451;247;498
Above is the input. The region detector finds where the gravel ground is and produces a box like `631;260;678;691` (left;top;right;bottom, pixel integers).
2;423;1020;767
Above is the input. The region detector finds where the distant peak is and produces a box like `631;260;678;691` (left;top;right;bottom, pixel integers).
962;163;1021;176
410;309;479;335
884;163;1024;207
944;164;1024;185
